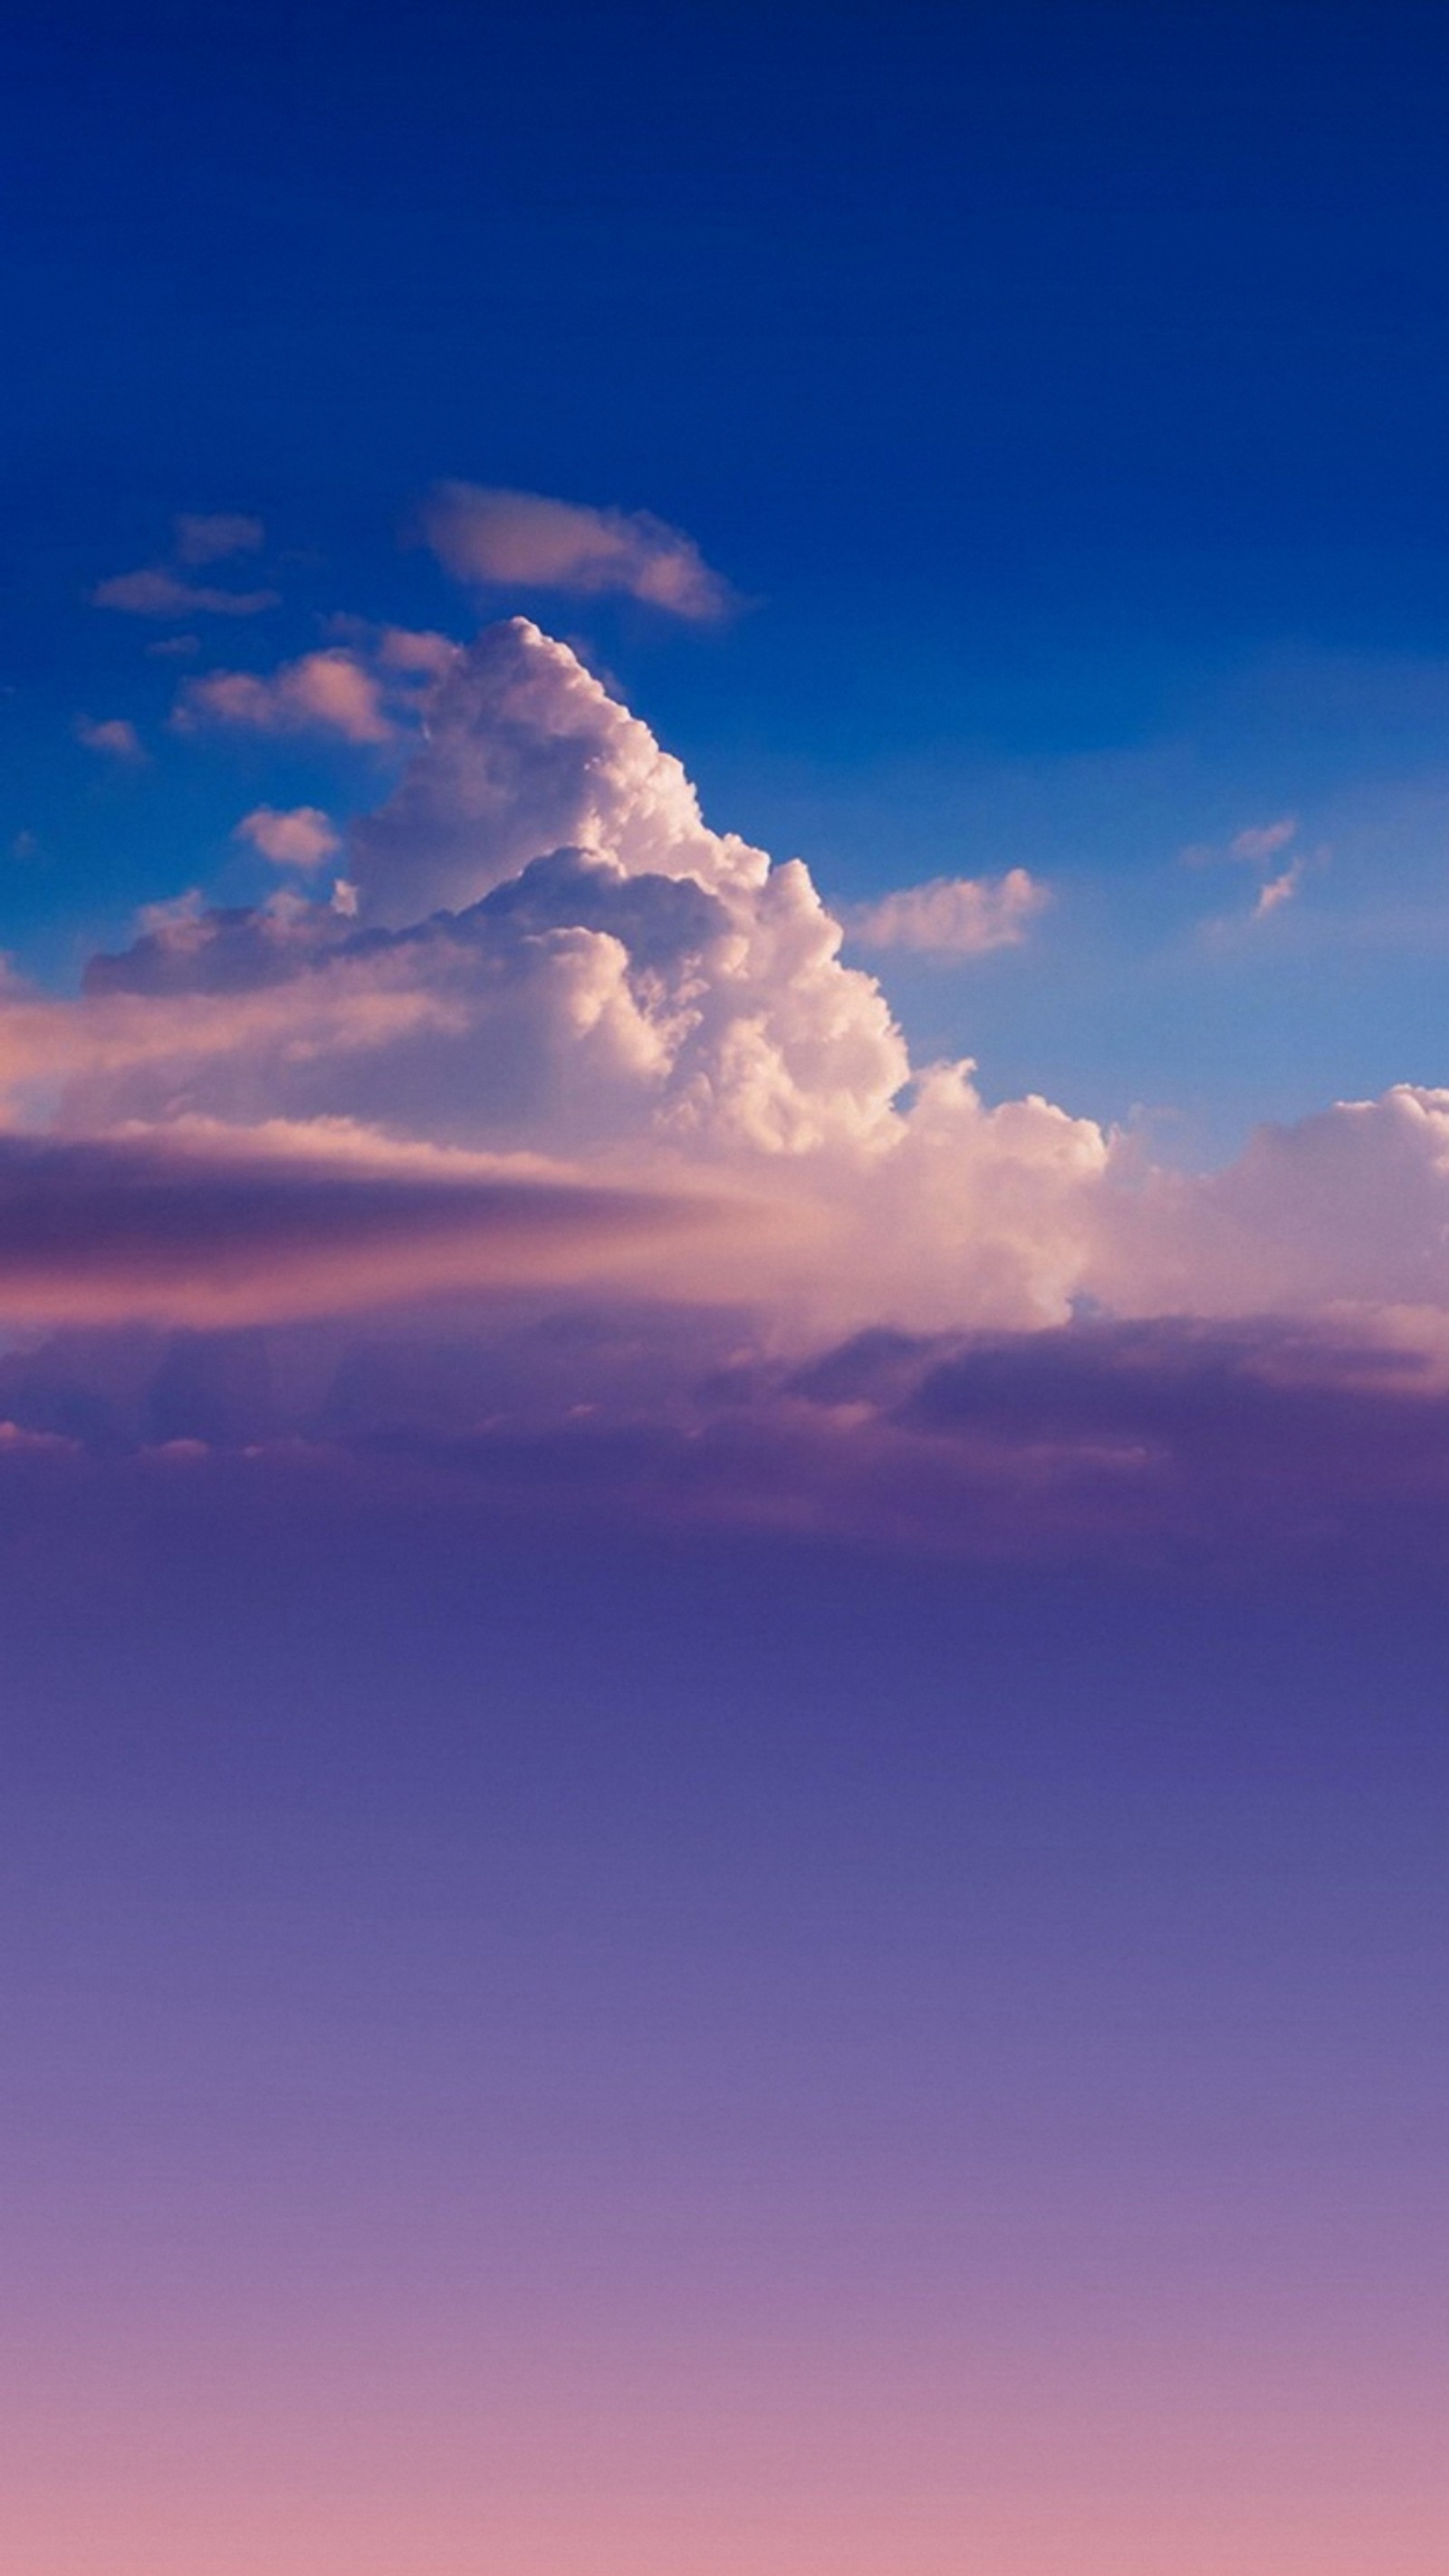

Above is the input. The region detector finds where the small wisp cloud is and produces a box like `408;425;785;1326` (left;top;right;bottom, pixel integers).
421;483;735;620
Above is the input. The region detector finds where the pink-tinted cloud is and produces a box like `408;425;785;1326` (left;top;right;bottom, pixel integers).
23;609;1449;1545
1230;815;1299;863
1251;860;1304;918
175;649;396;743
91;569;279;617
72;715;145;763
235;805;342;870
849;868;1049;956
0;1125;728;1329
173;511;264;564
422;483;734;620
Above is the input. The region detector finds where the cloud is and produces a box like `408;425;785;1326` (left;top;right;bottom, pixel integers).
0;1123;731;1330
235;806;342;871
1251;860;1304;918
34;618;1449;1354
91;512;275;619
1096;1082;1449;1324
174;649;397;744
1230;816;1299;863
72;716;145;763
91;569;279;618
22;607;1449;1567
849;868;1049;956
174;512;264;564
421;483;734;620
348;616;763;921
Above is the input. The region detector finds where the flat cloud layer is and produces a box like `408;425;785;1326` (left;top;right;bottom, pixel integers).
7;617;1449;1552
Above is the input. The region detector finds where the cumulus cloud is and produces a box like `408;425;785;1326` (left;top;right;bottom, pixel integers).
27;618;1449;1351
1098;1082;1449;1324
421;483;734;620
849;868;1049;956
72;716;145;763
19;605;1449;1564
235;806;342;871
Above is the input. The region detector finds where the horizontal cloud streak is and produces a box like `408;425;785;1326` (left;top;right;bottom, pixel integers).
92;568;278;617
0;1126;730;1328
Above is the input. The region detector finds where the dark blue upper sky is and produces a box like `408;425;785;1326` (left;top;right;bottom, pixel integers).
9;0;1449;1146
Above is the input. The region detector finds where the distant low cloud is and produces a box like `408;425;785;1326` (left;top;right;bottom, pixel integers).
235;806;342;871
72;715;145;763
421;482;734;620
849;868;1048;956
174;512;264;565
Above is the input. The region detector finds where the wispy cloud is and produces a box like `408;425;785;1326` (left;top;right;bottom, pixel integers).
92;568;279;619
421;483;734;620
1252;859;1305;918
173;512;264;565
849;868;1049;956
1187;814;1324;928
91;512;275;618
1230;815;1299;863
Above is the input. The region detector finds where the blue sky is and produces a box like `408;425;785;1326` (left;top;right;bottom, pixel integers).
9;1;1449;1153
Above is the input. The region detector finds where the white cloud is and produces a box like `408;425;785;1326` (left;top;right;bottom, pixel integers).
235;806;342;871
72;716;146;763
20;620;1449;1364
1090;1082;1449;1342
849;869;1049;956
421;483;734;620
348;617;764;920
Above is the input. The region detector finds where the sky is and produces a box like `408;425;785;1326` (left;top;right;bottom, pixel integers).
3;5;1449;2572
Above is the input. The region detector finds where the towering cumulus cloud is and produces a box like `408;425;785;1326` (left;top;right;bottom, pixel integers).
5;618;1449;1553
